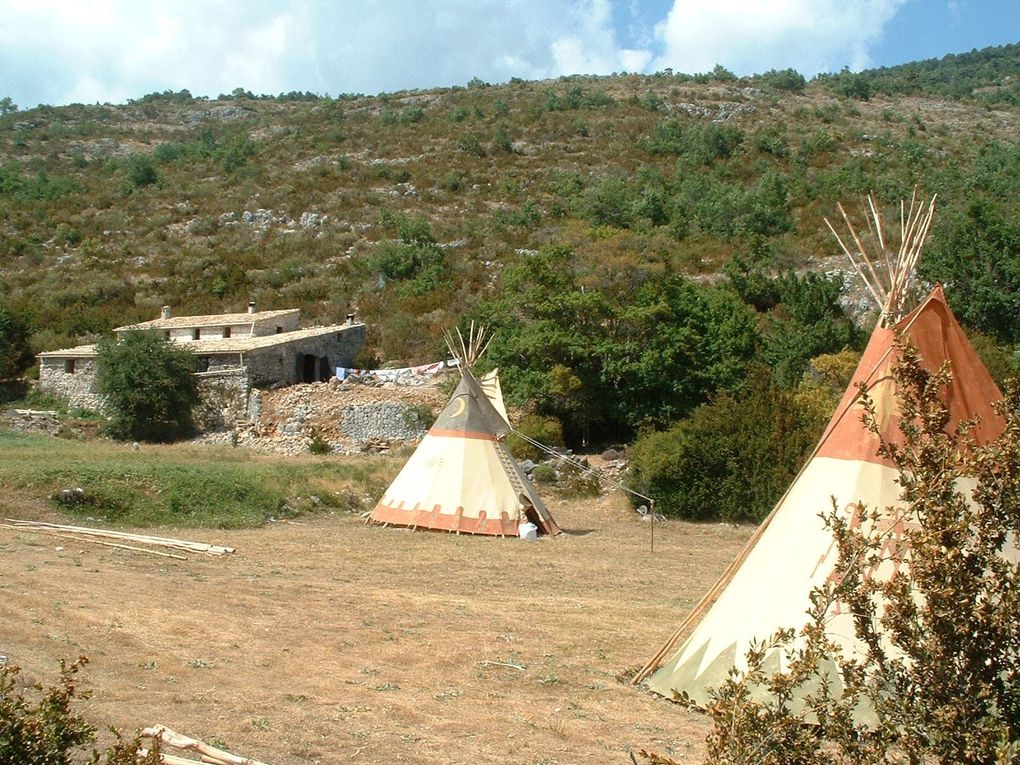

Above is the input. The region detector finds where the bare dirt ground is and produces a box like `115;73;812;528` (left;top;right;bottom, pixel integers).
0;483;751;765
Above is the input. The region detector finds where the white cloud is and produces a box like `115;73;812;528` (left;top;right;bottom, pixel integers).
653;0;908;77
0;0;655;107
0;0;913;108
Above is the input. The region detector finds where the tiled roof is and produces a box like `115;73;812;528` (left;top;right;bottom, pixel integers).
37;344;98;358
174;324;356;353
114;309;300;331
38;324;361;358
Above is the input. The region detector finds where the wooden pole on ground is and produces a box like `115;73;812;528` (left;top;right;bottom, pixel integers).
5;519;234;555
141;725;270;765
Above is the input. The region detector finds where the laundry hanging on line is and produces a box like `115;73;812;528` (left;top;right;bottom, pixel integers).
335;358;459;383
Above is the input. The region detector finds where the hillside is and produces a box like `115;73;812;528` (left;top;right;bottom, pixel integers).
2;43;1019;452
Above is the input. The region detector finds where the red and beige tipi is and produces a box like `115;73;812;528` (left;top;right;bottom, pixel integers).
634;193;1005;705
370;327;560;537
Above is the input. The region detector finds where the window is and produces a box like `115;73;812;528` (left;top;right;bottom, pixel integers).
192;328;200;340
276;326;283;334
195;357;210;373
223;326;232;338
64;359;75;374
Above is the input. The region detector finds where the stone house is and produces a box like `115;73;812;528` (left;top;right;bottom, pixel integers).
37;304;366;417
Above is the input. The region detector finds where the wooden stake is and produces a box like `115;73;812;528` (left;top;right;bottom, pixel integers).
867;193;895;281
838;202;888;308
137;750;198;765
650;498;655;554
0;526;189;560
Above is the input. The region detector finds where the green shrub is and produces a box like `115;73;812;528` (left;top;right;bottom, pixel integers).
308;429;331;455
506;414;564;461
627;367;823;522
642;119;744;163
126;155;158;187
556;460;601;498
18;387;70;414
399;105;424;124
753;68;807;93
402;403;435;431
457;132;486;157
530;464;557;483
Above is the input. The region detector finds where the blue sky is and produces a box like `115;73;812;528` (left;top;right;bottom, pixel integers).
0;0;1016;109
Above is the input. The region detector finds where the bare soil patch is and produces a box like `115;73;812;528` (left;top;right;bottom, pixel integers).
0;479;750;765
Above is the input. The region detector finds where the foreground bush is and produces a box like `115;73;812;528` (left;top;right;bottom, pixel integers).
0;656;160;765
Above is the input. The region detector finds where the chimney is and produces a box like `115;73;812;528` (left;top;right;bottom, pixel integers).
247;301;257;315
160;306;172;320
346;312;356;326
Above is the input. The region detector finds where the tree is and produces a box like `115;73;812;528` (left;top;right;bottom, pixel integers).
0;96;17;116
658;341;1020;764
626;365;824;522
728;260;865;386
761;272;865;386
920;198;1020;343
0;305;32;379
475;248;760;442
95;330;199;442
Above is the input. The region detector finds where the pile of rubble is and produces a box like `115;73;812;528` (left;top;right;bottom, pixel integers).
515;447;629;491
220;375;449;456
2;409;62;436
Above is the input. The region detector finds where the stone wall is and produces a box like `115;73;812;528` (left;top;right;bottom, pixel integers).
38;357;104;412
246;323;366;385
252;312;301;336
194;367;252;431
194;353;244;373
217;377;447;455
339;401;429;441
161;312;301;342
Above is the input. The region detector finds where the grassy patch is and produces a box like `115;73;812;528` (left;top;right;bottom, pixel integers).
0;429;393;528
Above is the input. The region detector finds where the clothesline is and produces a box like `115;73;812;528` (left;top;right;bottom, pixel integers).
336;358;459;382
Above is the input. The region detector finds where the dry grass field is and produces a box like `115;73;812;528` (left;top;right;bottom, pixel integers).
0;484;751;765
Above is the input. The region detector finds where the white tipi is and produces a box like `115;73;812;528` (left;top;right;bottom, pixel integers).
370;328;560;537
634;193;1006;706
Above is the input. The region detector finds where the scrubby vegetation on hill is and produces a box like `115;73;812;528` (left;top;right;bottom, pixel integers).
2;43;1019;520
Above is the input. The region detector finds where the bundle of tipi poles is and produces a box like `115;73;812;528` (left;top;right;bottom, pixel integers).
444;321;492;369
4;518;234;558
824;188;937;326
